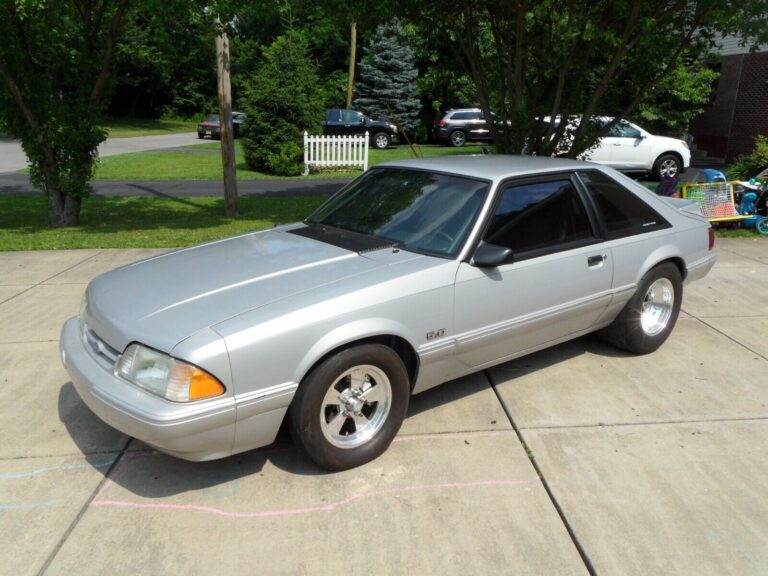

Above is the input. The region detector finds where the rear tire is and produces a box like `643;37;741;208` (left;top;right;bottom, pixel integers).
289;344;409;471
599;263;682;354
197;132;205;139
756;217;768;235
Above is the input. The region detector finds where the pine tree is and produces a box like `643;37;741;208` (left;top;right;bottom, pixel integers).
354;19;420;132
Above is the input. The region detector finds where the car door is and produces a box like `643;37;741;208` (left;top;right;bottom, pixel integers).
341;109;366;137
608;122;650;170
453;175;613;370
324;109;343;135
471;112;490;140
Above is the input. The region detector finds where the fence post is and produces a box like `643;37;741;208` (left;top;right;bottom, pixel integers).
303;131;309;176
364;131;369;172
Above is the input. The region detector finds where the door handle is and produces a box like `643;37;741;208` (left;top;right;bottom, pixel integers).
588;254;606;266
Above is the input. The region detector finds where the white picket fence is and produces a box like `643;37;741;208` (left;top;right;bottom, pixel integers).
303;131;369;175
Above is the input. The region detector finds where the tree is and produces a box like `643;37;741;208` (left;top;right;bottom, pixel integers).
635;57;719;134
405;0;768;156
110;8;217;118
0;0;133;227
354;18;421;131
241;30;324;176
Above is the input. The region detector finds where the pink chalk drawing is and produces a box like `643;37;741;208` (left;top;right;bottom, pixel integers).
91;478;534;519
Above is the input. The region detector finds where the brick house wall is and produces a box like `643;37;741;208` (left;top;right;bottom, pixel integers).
689;49;768;162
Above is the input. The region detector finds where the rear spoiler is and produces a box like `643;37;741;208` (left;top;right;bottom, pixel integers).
659;196;706;218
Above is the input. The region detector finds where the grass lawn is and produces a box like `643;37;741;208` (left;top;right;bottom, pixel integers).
0;195;327;251
102;117;198;138
93;143;487;180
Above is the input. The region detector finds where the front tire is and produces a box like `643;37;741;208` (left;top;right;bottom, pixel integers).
372;132;390;150
653;154;682;180
289;344;410;471
449;130;467;147
599;262;682;354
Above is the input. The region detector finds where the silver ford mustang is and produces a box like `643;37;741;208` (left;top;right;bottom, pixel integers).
60;156;716;470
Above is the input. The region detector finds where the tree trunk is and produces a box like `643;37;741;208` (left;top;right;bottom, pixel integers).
215;19;238;218
346;21;357;109
46;186;82;227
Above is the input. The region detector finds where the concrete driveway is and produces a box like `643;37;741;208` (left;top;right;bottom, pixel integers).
0;238;766;575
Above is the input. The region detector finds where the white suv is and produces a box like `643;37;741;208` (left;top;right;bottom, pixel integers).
551;117;690;180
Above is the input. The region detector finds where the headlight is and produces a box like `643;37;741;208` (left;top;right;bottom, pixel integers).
115;343;225;402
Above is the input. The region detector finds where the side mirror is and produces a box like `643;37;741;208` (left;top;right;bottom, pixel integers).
360;117;367;126
471;242;514;268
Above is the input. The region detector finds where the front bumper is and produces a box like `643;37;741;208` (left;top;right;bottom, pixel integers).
60;317;237;461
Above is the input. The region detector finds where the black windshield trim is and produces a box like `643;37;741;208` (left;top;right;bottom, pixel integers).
288;223;399;253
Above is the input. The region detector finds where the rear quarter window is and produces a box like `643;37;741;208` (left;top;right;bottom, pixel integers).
579;170;670;239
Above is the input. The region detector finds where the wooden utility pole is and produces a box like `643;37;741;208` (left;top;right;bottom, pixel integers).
216;17;238;217
346;21;357;108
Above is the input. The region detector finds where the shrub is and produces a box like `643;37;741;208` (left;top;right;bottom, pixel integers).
241;31;323;176
726;135;768;180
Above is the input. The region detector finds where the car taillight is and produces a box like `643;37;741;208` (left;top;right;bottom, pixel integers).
437;120;447;127
708;227;715;251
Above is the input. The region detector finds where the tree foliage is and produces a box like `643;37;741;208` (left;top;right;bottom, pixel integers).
726;135;768;180
354;18;421;131
111;8;217;118
404;0;768;156
0;0;132;227
635;57;719;134
241;30;324;176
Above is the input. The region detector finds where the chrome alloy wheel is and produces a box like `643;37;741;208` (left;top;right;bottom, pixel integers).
320;365;392;449
640;278;674;336
374;133;389;149
659;158;679;177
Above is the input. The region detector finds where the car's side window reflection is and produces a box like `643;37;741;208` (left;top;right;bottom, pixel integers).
484;179;594;255
579;170;671;239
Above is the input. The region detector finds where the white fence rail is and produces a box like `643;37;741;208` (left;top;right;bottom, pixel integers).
303;131;369;175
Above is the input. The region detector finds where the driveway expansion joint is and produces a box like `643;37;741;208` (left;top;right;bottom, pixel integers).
484;369;598;576
518;415;768;431
686;313;768;362
35;437;132;576
0;250;102;308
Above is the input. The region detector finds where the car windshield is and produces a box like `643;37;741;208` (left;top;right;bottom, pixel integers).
204;114;219;122
307;168;490;258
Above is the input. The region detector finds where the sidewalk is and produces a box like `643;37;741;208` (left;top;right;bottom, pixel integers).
0;238;766;575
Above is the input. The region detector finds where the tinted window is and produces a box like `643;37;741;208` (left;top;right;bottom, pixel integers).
342;110;363;123
308;169;490;257
608;122;642;138
451;111;480;120
484;179;595;255
579;171;670;238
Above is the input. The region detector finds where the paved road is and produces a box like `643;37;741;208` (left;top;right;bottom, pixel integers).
0;132;201;173
1;238;766;575
0;172;350;198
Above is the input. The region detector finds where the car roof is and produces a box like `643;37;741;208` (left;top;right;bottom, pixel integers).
377;154;595;182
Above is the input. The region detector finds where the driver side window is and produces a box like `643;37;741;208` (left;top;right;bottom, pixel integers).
484;178;595;257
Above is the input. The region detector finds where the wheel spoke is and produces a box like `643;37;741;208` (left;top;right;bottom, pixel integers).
325;412;347;436
322;384;342;408
349;368;366;391
361;383;385;404
351;412;370;431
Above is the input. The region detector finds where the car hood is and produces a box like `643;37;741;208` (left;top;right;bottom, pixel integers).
84;226;409;353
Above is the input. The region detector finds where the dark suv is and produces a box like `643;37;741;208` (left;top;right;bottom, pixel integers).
433;108;492;147
323;109;399;149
